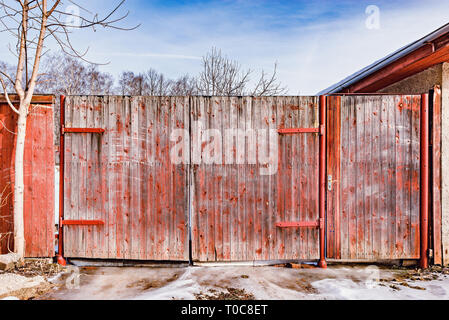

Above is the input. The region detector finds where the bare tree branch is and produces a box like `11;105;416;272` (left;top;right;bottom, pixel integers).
197;48;287;96
251;63;288;96
0;73;19;113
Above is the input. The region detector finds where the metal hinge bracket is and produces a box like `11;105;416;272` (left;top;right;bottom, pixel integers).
319;218;325;230
319;124;326;136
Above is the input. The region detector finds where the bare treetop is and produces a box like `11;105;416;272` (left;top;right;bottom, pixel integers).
0;0;138;57
251;63;288;96
38;52;114;95
197;47;287;96
0;0;138;105
197;47;251;96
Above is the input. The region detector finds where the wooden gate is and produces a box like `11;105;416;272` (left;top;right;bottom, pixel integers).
62;96;190;260
61;94;426;263
190;97;320;262
61;96;322;262
326;95;422;260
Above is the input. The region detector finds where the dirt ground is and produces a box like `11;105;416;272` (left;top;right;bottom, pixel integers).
0;259;65;300
39;263;449;300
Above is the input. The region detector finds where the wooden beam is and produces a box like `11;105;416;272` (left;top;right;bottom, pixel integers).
61;220;105;226
275;221;320;228
0;94;54;104
63;128;105;134
278;128;319;134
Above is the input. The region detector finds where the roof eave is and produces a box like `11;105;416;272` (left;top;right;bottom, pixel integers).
318;22;449;95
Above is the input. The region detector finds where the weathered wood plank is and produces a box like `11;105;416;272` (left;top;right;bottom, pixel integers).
355;97;365;258
379;96;389;258
283;97;293;260
260;97;272;260
221;97;231;260
411;96;421;259
371;97;382;258
268;97;278;260
326;96;341;259
386;95;397;259
348;97;358;259
85;96;94;258
146;96;156;259
300;96;310;259
251;97;262;260
107;96;118;258
130;96;140;260
364;97;373;259
275;98;285;259
309;97;320;259
340;97;350;259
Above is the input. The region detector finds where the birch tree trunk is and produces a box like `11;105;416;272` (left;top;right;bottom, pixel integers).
13;104;27;257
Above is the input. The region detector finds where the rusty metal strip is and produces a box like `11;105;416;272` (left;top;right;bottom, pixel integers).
57;95;66;265
318;96;327;268
278;128;319;134
276;221;320;228
62;127;105;134
0;94;54;104
61;220;105;226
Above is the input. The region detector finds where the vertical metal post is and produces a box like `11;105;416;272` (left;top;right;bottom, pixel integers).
420;93;429;269
319;95;327;268
57;95;67;266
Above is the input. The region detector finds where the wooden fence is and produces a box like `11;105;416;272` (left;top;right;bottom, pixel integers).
0;93;439;264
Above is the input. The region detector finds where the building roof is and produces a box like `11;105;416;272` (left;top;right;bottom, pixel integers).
319;22;449;94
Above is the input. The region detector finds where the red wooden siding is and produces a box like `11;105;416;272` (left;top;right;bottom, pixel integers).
190;96;320;262
431;86;442;265
63;96;189;260
0;98;55;257
327;95;421;260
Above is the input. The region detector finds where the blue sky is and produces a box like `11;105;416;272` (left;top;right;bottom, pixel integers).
2;0;449;94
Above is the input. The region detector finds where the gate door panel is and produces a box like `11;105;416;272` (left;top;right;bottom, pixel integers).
63;96;190;260
190;96;320;262
326;95;421;260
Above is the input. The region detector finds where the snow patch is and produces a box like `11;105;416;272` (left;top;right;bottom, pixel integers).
0;274;45;296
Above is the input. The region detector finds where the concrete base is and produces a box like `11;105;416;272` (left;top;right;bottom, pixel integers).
68;258;190;268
